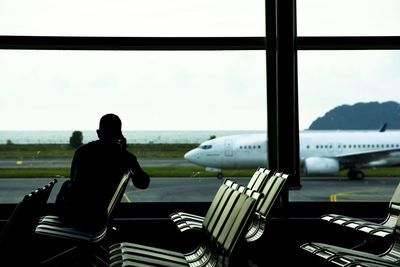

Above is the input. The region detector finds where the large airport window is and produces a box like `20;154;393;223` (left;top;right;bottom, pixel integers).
295;50;400;202
0;0;265;37
0;49;266;203
297;0;400;36
3;1;399;207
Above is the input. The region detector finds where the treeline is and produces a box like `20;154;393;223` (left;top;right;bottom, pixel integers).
0;143;199;159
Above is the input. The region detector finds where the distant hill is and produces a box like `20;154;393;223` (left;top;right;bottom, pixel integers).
309;101;400;130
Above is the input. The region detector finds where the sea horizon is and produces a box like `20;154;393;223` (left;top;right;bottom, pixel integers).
0;130;266;144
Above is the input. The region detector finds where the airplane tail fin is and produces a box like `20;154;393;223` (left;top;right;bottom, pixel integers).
379;122;388;132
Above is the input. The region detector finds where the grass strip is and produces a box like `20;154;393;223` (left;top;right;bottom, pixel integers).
0;168;70;178
0;167;256;178
1;167;399;179
0;143;198;159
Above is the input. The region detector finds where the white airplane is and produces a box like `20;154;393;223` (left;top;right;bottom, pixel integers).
184;129;400;180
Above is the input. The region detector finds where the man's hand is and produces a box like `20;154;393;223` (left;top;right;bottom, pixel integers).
120;136;127;150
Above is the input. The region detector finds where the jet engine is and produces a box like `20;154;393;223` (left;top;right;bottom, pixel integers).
304;157;340;175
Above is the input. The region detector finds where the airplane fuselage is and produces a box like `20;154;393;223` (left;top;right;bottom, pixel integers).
184;130;400;178
184;134;267;169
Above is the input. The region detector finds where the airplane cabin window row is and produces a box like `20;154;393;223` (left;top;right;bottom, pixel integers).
310;144;400;149
239;145;262;149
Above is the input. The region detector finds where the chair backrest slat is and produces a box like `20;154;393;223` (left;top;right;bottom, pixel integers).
216;190;262;267
390;183;400;205
203;180;234;229
107;171;131;219
387;183;400;228
247;168;264;190
210;189;240;241
258;174;288;216
222;192;261;252
247;168;273;192
255;175;278;212
383;215;400;260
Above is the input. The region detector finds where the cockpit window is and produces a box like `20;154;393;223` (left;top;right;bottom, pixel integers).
200;145;212;150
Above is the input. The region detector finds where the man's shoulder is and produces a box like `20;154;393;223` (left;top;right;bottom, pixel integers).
123;149;136;160
75;140;99;153
75;141;136;159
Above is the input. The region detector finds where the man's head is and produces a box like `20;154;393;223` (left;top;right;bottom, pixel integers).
97;114;122;144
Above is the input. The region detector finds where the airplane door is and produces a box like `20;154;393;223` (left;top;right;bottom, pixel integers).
328;143;334;153
224;139;233;157
336;143;343;153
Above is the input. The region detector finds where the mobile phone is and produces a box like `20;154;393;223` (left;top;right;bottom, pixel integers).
119;135;127;150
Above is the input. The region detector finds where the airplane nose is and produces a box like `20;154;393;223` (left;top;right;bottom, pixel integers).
184;151;192;161
184;150;196;162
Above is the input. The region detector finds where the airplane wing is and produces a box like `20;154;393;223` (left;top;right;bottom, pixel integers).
335;148;400;169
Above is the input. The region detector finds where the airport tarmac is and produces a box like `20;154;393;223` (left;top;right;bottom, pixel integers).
0;158;196;168
3;157;398;203
0;176;399;203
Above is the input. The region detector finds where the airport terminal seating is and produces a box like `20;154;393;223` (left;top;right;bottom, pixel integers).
170;169;289;243
300;214;400;267
320;182;400;240
34;170;132;266
109;180;263;267
0;179;57;265
300;183;400;266
170;179;244;233
245;172;288;242
169;167;273;232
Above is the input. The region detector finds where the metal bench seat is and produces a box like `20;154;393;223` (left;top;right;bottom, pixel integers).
110;184;263;267
301;241;400;267
245;172;288;242
110;183;241;265
110;243;188;267
320;182;400;239
35;220;108;243
172;179;239;232
301;201;400;267
0;179;57;265
170;168;273;233
35;170;132;266
171;171;289;243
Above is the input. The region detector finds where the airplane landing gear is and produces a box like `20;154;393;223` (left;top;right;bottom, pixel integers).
347;170;364;180
205;167;222;179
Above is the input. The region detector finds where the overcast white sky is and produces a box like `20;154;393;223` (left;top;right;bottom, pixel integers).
1;0;400;131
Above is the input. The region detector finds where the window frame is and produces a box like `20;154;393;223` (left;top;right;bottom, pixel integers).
265;0;400;203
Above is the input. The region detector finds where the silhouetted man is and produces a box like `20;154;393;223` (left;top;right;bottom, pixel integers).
56;114;150;231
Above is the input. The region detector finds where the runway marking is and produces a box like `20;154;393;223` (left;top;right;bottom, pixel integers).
124;193;132;203
330;188;393;202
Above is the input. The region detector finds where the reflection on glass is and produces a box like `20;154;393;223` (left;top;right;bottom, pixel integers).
293;50;400;202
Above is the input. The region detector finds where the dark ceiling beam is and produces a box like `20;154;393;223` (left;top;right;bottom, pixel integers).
0;36;266;50
297;36;400;50
2;35;400;51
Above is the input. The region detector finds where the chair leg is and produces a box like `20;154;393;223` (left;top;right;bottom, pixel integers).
41;245;109;267
41;246;80;266
92;253;109;267
92;245;109;267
